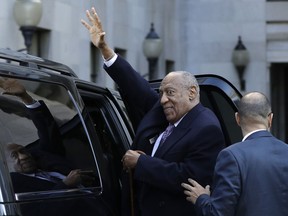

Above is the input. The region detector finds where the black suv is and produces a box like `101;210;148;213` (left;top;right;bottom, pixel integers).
0;48;242;216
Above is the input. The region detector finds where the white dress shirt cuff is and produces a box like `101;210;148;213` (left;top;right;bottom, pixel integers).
104;54;118;67
25;100;41;109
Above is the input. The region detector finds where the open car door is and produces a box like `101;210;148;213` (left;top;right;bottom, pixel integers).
0;49;128;216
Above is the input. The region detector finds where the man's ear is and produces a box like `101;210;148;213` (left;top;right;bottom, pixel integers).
188;86;197;100
268;112;273;129
235;112;241;126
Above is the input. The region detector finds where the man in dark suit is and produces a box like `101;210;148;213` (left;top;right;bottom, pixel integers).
182;92;288;216
81;7;225;216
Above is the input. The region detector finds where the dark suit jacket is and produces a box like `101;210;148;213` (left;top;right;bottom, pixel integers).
105;56;225;216
11;172;70;193
11;102;100;216
11;101;73;192
26;100;73;175
195;130;288;216
26;101;65;154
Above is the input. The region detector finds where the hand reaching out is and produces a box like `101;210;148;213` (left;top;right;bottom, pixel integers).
63;169;97;188
181;178;211;204
63;169;82;187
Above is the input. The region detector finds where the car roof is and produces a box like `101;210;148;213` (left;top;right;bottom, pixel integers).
0;48;77;77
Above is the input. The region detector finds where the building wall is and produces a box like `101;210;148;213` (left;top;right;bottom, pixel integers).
1;0;287;96
178;0;268;96
3;0;288;141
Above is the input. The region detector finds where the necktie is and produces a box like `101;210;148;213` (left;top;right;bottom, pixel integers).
35;171;64;183
160;124;174;146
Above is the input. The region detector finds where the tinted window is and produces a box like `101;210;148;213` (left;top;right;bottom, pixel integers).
0;77;103;216
200;86;242;146
78;88;132;215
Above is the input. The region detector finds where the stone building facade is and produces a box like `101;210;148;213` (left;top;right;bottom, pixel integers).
1;0;288;141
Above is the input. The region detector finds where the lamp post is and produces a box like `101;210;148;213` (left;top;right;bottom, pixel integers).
13;0;43;53
142;23;163;80
232;36;249;91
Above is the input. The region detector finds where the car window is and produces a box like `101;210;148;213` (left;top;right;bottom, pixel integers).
0;76;104;215
77;87;133;215
200;86;242;146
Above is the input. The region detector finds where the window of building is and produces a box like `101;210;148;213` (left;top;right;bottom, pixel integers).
90;43;101;83
165;60;175;75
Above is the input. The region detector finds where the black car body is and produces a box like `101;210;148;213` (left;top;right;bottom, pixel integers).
0;48;242;216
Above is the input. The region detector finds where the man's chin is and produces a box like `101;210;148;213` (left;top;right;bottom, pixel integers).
165;115;175;123
21;166;37;174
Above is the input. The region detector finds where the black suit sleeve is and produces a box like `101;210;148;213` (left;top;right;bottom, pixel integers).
104;56;159;130
26;100;65;155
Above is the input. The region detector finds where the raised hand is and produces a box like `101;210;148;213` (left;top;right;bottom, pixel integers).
81;7;115;60
0;78;34;104
81;7;106;49
0;78;25;96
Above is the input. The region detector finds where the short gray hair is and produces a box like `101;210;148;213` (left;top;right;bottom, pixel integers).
237;92;271;122
174;71;200;96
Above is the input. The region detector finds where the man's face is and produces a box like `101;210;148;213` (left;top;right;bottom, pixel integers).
159;73;195;123
7;144;37;173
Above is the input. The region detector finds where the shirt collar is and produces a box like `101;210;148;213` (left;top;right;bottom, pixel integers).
242;129;266;141
173;113;187;127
